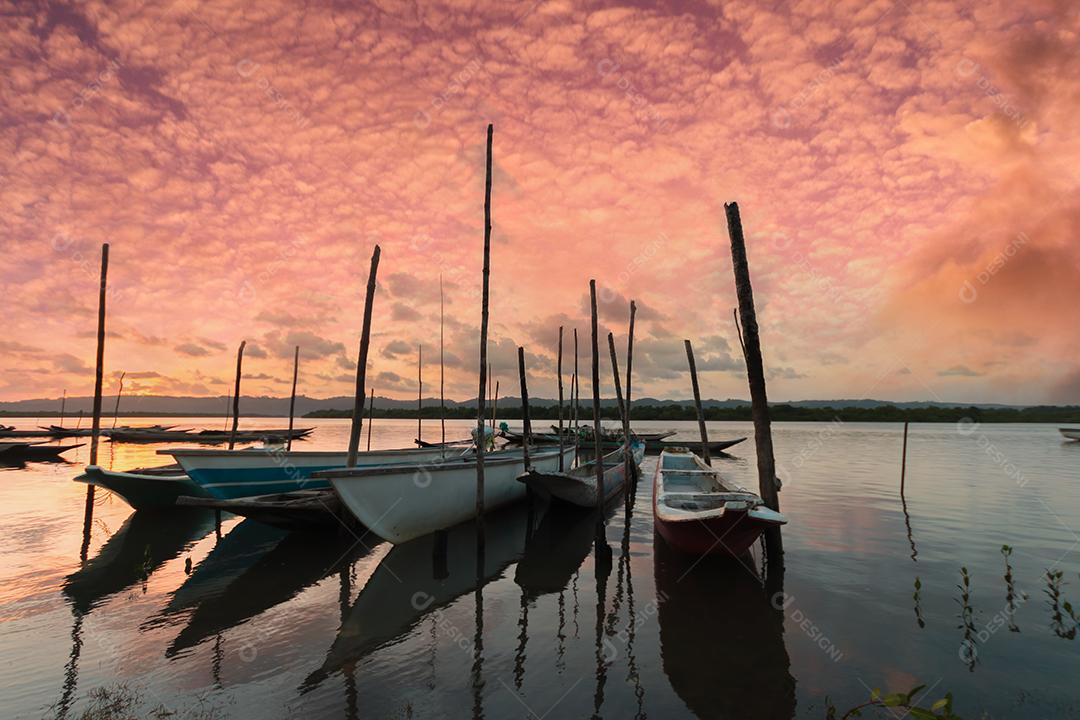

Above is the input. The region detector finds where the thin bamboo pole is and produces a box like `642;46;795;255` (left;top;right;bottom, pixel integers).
557;326;565;472
227;341;246;450
684;339;711;466
440;276;446;446
900;421;909;495
491;380;499;430
222;391;230;432
517;347;532;470
625;301;637;482
59;389;66;428
589;280;603;508
573;327;580;441
286;346;299;451
725;201;783;559
607;332;629;494
417;344;423;443
347;245;381;467
111;371;125;429
366;387;375;451
475;123;493;524
87;243;108;524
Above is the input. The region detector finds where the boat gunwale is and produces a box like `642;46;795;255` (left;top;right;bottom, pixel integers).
159;445;471;458
316;447;569;479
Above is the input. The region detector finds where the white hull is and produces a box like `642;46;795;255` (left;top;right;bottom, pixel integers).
324;446;574;544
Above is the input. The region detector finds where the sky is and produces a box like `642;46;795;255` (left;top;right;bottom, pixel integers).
0;0;1077;405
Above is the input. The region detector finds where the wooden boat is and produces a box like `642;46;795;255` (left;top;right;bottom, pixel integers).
43;423;180;438
76;463;212;511
519;440;644;507
415;437;473;447
176;489;345;530
653;448;786;557
107;427;312;443
514;504;604;598
1059;428;1080;441
549;424;677;443
0;441;84;459
164;445;472;500
319;445;575;544
656;437;746;454
0;428;54;438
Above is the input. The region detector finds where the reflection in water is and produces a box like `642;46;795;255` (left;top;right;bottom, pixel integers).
167;529;370;657
654;536;795;719
304;502;536;692
957;567;978;671
1001;545;1022;633
592;523;612;717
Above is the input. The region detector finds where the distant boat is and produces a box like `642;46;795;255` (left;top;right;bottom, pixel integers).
1060;428;1080;441
177;489;344;530
0;441;84;460
0;428;54;439
653;448;786;557
319;446;575;544
519;440;644;507
165;445;473;500
107;427;312;444
656;437;746;454
76;463;212;511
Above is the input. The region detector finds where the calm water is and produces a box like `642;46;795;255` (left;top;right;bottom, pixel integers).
1;417;1078;719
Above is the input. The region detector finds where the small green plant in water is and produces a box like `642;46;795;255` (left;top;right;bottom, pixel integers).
826;685;961;719
1044;570;1077;640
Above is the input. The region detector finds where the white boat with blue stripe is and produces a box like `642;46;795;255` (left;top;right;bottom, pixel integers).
161;445;471;500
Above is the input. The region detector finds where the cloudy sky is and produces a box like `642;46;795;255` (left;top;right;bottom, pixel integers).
1;0;1077;404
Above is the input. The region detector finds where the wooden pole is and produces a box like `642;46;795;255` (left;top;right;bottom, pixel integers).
589;280;604;508
487;363;493;429
900;420;909;495
684;340;711;466
475;123;493;523
517;347;532;470
222;391;230;432
227;340;246;450
557;326;565;471
59;389;66;428
366;387;375;451
625;302;637;482
111;372;125;429
440;276;446;446
89;243;109;467
417;344;423;443
573;327;580;437
607;332;630;490
725;201;783;558
286;345;299;451
75;409;83;430
347;245;381;467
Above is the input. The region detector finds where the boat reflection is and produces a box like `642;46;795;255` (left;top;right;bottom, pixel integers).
654;536;795;719
303;500;540;692
514;504;603;599
62;508;217;614
166;528;372;657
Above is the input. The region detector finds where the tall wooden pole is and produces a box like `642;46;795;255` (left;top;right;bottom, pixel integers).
366;387;375;451
684;340;711;466
491;380;499;430
286;346;299;451
59;389;66;428
487;363;493;429
900;421;909;495
607;332;630;492
557;326;565;471
440;276;446;446
87;243;108;476
111;371;125;429
417;344;423;443
222;391;230;432
625;301;637;481
517;347;532;470
589;281;604;508
227;340;246;450
725;201;783;558
347;245;381;467
475;123;493;524
573;327;580;436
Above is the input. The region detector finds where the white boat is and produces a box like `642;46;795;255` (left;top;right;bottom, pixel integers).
162;445;471;500
1059;428;1080;441
519;440;644;507
317;445;575;544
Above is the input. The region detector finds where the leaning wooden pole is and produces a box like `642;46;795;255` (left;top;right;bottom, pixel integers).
491;380;499;430
227;340;246;450
684;339;711;466
417;344;423;443
625;301;637;481
475;123;493;524
607;332;630;491
87;243;108;477
589;280;604;508
517;347;532;470
725;201;783;558
347;245;381;467
440;276;446;446
286;345;300;451
111;371;125;429
557;326;565;471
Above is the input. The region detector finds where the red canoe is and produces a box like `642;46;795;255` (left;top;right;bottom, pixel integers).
653;448;786;557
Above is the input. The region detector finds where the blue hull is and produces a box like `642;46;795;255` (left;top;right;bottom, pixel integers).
186;465;337;500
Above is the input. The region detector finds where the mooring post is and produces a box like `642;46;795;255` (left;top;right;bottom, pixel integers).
607;332;630;492
416;344;423;444
573;328;580;452
440;276;446;446
111;371;125;429
227;341;246;450
589;281;604;508
85;243;109;545
475;123;494;528
900;420;909;495
684;340;711;466
286;346;299;451
625;301;637;481
366;387;375;451
491;380;499;430
59;389;66;428
347;245;381;468
517;347;532;471
557;326;565;472
725;201;783;559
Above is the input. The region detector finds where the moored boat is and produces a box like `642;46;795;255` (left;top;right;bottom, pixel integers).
0;441;84;459
653;448;786;557
164;445;472;500
519;440;644;507
318;445;574;544
76;463;212;511
656;437;746;454
176;489;345;530
1059;428;1080;441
